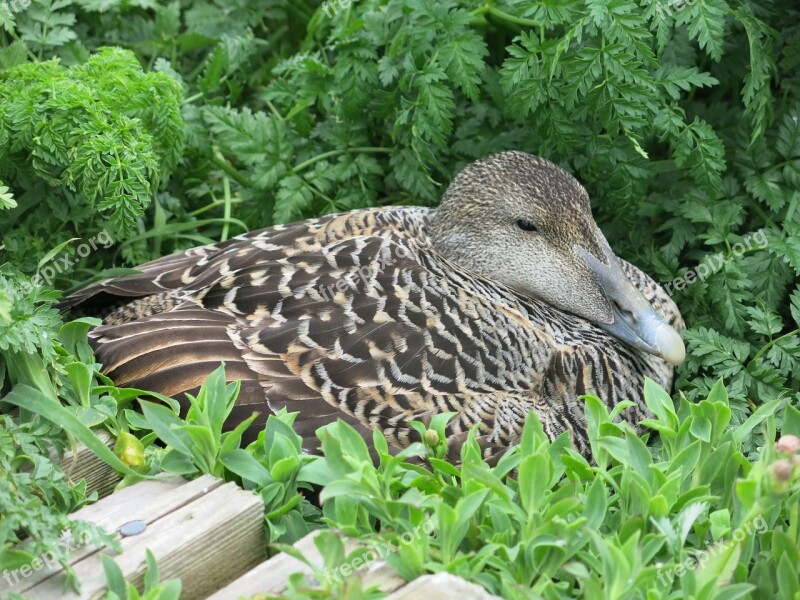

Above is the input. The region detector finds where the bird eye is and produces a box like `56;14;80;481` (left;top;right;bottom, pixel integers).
516;219;538;233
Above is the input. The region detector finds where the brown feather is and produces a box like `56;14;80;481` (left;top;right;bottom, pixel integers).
58;153;684;460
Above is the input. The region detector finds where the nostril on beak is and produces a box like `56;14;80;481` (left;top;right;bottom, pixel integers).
613;300;637;325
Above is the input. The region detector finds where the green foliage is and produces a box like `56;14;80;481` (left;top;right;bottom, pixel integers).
1;1;799;597
0;290;173;593
237;410;322;543
0;182;16;210
1;0;795;433
124;364;321;544
124;365;256;478
0;45;183;272
288;380;800;599
101;549;182;600
0;274;62;359
0;276;180;447
0;413;118;589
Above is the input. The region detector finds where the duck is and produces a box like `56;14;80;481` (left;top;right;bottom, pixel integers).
58;151;685;461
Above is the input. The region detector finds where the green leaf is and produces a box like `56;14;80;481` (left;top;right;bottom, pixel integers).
437;488;488;563
692;537;741;591
138;400;193;456
734;398;785;444
0;182;17;210
159;448;197;475
690;415;712;442
518;453;551;513
583;477;607;530
155;579;182;600
220;411;259;455
100;553;128;599
776;551;800;598
675;0;728;62
644;377;679;430
143;548;160;593
221;449;273;487
2;384;142;477
782;404;800;437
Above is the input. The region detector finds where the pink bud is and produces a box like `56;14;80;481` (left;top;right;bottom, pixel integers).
776;435;800;455
772;459;793;482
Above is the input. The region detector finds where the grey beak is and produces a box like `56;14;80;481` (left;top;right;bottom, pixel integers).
579;249;686;366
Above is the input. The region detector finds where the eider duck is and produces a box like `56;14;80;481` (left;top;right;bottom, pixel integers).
59;151;685;461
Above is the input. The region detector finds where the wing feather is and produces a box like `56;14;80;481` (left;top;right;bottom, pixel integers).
60;207;679;459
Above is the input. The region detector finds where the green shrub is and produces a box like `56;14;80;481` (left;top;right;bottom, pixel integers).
3;0;797;427
0;1;799;597
265;380;800;599
0;45;183;271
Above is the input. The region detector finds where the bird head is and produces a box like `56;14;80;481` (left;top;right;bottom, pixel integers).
429;151;685;366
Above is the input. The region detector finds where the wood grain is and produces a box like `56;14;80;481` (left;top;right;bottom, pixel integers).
13;475;265;599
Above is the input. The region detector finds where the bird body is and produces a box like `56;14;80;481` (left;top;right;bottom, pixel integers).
60;152;684;460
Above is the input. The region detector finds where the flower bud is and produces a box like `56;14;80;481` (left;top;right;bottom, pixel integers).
776;435;800;455
424;429;439;446
771;459;793;482
114;431;146;471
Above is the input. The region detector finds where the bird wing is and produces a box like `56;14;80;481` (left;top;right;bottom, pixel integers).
55;219;323;311
63;208;678;459
72;210;546;457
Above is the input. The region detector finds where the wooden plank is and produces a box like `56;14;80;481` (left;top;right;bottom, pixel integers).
357;557;406;594
214;532;499;598
386;572;502;599
3;475;222;596
58;428;121;499
207;530;327;598
210;529;407;598
7;475;265;599
23;477;264;599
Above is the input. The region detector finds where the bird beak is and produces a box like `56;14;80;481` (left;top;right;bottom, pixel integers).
578;249;686;366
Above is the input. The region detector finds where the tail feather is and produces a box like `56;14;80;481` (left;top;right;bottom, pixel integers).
90;308;268;444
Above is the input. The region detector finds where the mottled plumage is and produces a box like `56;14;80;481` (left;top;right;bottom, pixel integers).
59;152;684;461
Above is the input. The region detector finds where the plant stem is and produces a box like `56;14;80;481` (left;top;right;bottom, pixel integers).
264;99;285;122
221;174;231;242
487;6;542;28
293;147;392;173
471;2;542;29
748;329;800;366
211;148;252;188
183;91;204;105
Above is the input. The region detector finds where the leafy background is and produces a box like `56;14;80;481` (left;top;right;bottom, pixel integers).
0;0;799;598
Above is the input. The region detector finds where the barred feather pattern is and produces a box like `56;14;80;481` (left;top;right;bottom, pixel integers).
60;207;683;461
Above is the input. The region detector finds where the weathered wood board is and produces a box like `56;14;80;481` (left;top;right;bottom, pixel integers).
58;428;121;499
3;472;503;600
2;475;265;600
387;573;502;599
210;530;499;599
209;529;407;598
